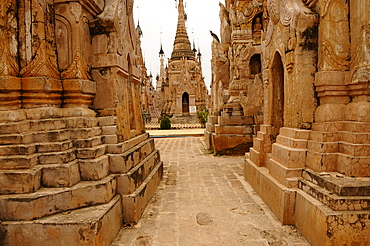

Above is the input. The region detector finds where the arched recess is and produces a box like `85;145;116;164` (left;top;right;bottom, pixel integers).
250;53;262;76
271;51;284;140
182;92;190;115
252;13;263;33
127;54;136;130
55;15;72;71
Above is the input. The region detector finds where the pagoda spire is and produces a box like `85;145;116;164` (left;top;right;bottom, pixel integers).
171;0;194;60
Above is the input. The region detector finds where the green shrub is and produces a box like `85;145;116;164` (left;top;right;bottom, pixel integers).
160;115;171;129
197;108;209;128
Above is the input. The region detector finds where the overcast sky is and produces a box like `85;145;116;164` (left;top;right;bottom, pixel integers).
133;0;221;89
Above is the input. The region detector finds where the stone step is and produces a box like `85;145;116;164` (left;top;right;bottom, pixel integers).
276;135;308;149
253;137;264;151
106;133;149;154
0;175;116;221
0;154;38;170
306;151;337;173
306;150;370;176
337;154;370;177
41;161;81;188
73;136;102;148
68;127;102;140
35;141;74;153
340;131;370;144
310;130;370;144
75;145;106;159
308;140;370;156
0;144;36;156
299;178;370;211
32;129;72;143
338;142;370;156
249;148;262;167
38;149;76;164
0;117;99;135
109;138;155;172
256;132;265;139
0;133;33;145
268;158;302;188
117;149;161;195
0;166;42;195
312;122;344;132
271;143;307;168
279;127;310;140
0;121;30;135
79;155;110;181
219;115;254;126
122;160;163;223
312;121;370;133
302;169;370;196
0;195;122;246
259;125;272;135
215;125;253;135
307;140;339;153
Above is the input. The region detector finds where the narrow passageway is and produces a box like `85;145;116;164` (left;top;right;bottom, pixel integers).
112;137;310;246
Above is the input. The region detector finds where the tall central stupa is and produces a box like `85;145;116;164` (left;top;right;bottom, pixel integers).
155;0;208;123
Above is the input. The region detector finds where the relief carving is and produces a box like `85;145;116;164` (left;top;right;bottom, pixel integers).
266;0;317;31
322;41;350;71
318;0;350;71
69;2;82;23
20;42;60;79
0;0;19;76
230;0;262;30
61;51;92;80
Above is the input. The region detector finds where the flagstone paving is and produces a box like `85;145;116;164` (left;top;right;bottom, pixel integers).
112;137;310;246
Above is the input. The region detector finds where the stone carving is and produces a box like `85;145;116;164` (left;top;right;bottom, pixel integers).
61;51;92;80
322;41;350;71
267;0;317;31
0;39;19;76
0;0;18;76
19;42;60;79
317;0;350;71
69;2;82;23
230;0;262;29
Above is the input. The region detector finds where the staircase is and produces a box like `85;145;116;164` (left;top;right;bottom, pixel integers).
0;108;163;245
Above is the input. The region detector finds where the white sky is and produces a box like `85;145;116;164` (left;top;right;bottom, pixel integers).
133;0;221;89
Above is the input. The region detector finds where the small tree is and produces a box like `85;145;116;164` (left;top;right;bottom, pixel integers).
160;115;171;129
197;108;209;128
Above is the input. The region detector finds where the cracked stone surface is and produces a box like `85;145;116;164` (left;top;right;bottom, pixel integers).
112;137;310;246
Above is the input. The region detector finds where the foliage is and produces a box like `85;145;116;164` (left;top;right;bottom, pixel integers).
197;108;209;127
160;115;171;130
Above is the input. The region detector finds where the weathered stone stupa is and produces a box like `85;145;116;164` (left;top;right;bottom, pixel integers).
156;0;208;124
0;0;163;245
205;0;264;155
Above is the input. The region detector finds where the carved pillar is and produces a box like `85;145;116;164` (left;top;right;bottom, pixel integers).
314;0;350;122
345;0;370;122
54;1;98;108
0;0;21;110
18;0;62;108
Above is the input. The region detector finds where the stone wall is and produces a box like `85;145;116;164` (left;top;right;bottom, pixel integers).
0;0;163;245
244;0;370;245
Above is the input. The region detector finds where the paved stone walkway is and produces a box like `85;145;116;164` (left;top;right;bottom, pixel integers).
112;137;310;246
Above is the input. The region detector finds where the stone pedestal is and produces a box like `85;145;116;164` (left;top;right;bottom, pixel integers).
212;103;255;155
0;76;21;110
62;79;96;108
21;77;62;108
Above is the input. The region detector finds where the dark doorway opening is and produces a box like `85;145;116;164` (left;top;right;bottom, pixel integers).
271;52;284;140
182;92;190;115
